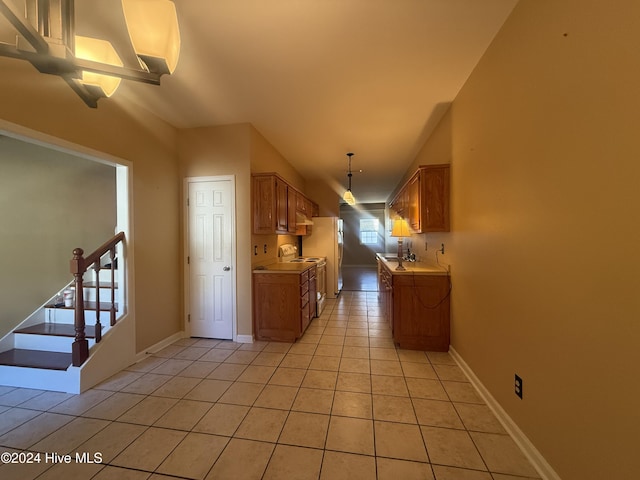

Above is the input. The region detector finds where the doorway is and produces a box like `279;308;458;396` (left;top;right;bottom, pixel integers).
0;124;131;341
185;176;237;340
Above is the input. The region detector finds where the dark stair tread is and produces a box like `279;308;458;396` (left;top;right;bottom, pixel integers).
14;323;101;338
83;282;119;288
0;349;72;371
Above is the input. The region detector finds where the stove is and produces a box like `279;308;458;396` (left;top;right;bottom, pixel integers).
278;245;324;264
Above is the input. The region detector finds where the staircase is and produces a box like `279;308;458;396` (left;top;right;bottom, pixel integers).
0;233;135;393
0;281;115;369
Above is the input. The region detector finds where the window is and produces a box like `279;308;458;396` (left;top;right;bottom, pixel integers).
359;218;379;245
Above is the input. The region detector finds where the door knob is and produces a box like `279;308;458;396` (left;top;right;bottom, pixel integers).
223;266;231;271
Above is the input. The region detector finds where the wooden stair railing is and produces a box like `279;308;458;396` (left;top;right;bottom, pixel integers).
69;232;125;367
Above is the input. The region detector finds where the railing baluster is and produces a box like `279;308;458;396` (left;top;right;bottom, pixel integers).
110;246;116;326
70;248;88;367
93;262;102;343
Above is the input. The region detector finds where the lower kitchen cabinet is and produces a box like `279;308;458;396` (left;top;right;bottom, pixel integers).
379;259;450;351
253;266;315;342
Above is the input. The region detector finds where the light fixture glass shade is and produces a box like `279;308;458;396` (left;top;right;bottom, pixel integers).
391;218;411;237
122;0;181;74
343;190;355;205
75;36;123;97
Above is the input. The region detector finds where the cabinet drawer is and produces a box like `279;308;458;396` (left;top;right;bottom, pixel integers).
300;281;309;296
300;270;309;283
300;291;309;308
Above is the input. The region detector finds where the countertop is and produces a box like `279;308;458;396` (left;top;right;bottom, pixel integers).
376;253;449;276
253;262;315;274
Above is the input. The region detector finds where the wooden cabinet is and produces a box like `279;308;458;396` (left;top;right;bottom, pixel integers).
408;172;421;231
377;259;394;332
275;177;289;233
308;266;317;328
253;266;316;342
389;164;450;233
252;173;318;235
379;260;450;351
253;175;277;235
287;185;297;234
421;165;449;232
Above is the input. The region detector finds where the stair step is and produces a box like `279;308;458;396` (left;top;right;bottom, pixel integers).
83;282;119;289
46;302;118;311
0;349;72;371
14;323;101;338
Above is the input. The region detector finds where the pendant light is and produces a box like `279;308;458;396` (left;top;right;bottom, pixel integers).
343;152;356;205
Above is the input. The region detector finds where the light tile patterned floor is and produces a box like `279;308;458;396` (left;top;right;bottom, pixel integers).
0;292;541;479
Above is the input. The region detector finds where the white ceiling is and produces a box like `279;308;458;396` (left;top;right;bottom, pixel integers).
2;0;518;203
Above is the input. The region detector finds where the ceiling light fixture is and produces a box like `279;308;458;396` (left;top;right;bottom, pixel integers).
343;152;356;206
0;0;180;108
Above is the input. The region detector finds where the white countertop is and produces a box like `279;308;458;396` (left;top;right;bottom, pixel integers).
376;253;449;276
253;262;315;274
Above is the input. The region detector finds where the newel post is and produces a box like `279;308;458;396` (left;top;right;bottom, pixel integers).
70;248;88;367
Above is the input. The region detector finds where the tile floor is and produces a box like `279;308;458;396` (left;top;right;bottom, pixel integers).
342;266;378;292
0;291;541;480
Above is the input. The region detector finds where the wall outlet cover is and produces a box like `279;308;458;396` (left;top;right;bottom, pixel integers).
515;374;523;399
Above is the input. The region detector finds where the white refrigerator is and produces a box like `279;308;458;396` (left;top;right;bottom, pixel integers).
302;216;343;298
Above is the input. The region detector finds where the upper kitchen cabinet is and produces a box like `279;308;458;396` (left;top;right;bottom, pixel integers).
253;174;281;234
252;173;317;235
390;164;450;233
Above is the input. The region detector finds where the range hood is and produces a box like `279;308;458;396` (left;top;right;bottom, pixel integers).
296;212;314;226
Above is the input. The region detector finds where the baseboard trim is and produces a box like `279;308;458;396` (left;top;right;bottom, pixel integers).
449;347;561;480
235;334;253;344
134;331;185;363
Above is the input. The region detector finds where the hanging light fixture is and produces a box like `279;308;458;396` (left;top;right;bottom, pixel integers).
343;152;356;206
0;0;180;108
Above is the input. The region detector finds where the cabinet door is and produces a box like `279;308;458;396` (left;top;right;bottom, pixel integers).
253;176;275;234
296;192;306;215
304;198;314;217
253;272;300;342
408;173;421;232
287;186;297;233
421;166;450;232
275;178;288;233
393;275;450;351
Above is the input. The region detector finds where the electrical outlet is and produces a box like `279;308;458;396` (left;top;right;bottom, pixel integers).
263;244;267;253
515;374;523;399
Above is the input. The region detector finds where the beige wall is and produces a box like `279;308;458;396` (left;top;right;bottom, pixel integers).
400;1;640;478
0;64;182;353
0;137;116;339
307;181;341;217
178;124;253;337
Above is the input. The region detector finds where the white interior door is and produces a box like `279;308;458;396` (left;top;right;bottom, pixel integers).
187;178;235;339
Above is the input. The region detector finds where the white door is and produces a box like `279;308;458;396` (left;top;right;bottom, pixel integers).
187;178;235;339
